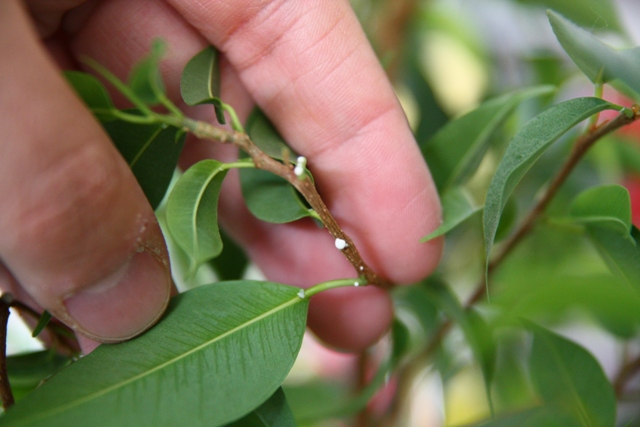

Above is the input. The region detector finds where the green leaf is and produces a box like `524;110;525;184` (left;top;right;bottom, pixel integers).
128;39;166;105
483;97;616;272
6;351;70;402
245;109;294;162
166;160;228;273
209;229;249;281
2;281;308;427
180;45;226;125
240;169;312;224
462;406;569;427
104;118;186;210
517;0;622;33
224;388;296;427
421;187;481;241
63;71;117;121
31;311;52;338
422;86;555;191
549;10;640;97
494;274;640;338
421;279;496;407
584;226;640;291
569;184;631;236
240;109;313;224
528;323;616;427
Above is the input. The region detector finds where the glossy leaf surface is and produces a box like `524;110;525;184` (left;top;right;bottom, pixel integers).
528;323;616;427
166;160;228;272
180;45;225;124
104;119;185;210
423;86;554;191
2;281;308;427
422;187;481;241
64;71;116;121
224;388;296;427
483;97;615;270
549;11;640;96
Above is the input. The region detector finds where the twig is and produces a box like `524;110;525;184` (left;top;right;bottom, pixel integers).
614;354;640;397
385;107;639;424
182;118;390;288
10;300;79;355
0;293;14;409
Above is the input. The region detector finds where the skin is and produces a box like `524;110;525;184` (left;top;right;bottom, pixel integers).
0;0;442;353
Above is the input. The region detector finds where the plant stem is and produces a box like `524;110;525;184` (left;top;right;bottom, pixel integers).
180;118;390;288
614;354;640;397
305;278;361;298
0;293;14;410
10;300;79;355
386;107;639;425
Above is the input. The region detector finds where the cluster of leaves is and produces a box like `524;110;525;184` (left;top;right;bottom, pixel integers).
4;2;640;427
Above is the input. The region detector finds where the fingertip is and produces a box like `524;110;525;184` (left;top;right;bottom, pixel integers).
307;285;393;352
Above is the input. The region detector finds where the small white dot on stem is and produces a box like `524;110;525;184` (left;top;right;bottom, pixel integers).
335;238;348;250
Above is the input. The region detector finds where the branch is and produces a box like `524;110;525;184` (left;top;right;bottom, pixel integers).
10;300;79;355
614;354;640;397
385;107;639;424
0;293;14;409
182;118;390;288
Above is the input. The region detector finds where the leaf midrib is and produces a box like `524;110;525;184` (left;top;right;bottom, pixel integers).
13;294;303;425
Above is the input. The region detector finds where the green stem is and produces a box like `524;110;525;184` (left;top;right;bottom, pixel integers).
222;103;245;133
304;278;362;298
221;159;256;170
82;57;154;117
588;83;605;129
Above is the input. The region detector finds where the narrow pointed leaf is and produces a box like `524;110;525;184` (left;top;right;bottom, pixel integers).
569;184;631;236
31;311;52;338
166;160;228;272
240;109;313;224
517;0;622;33
1;281;309;427
128;39;166;105
549;10;640;97
63;71;117;121
180;45;226;124
483;97;616;270
224;388;296;427
528;323;616;427
422;86;555;191
104;119;186;209
422;187;481;241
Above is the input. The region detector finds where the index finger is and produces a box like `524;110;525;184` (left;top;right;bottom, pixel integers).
169;0;443;284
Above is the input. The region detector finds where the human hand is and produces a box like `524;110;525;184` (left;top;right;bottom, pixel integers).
0;0;442;353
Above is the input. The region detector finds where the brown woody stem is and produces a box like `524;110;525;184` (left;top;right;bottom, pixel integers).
386;107;639;424
182;118;389;288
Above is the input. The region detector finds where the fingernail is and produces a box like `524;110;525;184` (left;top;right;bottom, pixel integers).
63;249;171;342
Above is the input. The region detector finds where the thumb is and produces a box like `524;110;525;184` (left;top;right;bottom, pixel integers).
0;0;172;343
